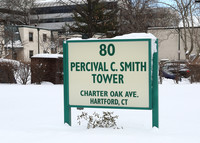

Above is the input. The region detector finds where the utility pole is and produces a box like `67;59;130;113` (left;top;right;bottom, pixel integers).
178;28;181;60
37;28;40;54
11;24;14;60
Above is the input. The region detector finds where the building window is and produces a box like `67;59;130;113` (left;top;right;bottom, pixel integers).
43;34;47;42
29;32;33;41
13;52;17;60
29;50;33;58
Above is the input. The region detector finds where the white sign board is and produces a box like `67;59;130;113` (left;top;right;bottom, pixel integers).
65;39;152;109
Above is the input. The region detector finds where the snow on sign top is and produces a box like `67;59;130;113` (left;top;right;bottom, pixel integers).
113;33;157;56
32;54;63;59
67;33;158;56
112;33;156;40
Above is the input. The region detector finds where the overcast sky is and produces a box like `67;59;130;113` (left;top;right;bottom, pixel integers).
159;0;175;5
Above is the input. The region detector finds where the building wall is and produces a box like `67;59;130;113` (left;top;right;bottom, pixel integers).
18;26;52;62
31;1;117;30
148;28;186;61
31;57;63;84
13;48;24;61
31;2;77;30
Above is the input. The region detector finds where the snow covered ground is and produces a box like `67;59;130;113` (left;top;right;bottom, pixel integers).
0;79;200;143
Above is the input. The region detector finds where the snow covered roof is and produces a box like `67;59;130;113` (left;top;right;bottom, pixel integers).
36;0;57;3
18;25;53;31
6;40;23;48
32;54;63;59
35;1;65;7
35;0;116;6
68;33;157;40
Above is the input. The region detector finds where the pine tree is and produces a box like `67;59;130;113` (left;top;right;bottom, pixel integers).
68;0;118;38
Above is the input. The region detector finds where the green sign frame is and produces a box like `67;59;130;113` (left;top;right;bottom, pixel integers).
63;39;159;128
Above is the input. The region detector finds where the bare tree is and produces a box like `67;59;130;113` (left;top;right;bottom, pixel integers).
118;0;179;34
12;0;36;25
159;0;200;60
39;32;61;54
0;23;7;58
149;7;179;27
0;0;36;25
39;34;52;53
0;0;37;58
118;0;156;34
15;62;31;85
0;24;17;59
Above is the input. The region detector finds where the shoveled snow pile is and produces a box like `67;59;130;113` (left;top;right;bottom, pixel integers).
0;79;200;143
0;58;20;66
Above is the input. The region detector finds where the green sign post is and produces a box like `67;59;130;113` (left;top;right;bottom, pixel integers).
63;38;159;128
